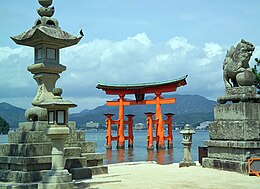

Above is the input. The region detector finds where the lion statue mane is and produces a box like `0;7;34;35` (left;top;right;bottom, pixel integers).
223;39;255;88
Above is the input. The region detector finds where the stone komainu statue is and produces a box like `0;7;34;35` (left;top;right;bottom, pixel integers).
223;39;255;88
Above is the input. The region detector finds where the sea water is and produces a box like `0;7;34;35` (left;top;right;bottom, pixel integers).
86;130;209;164
0;130;209;165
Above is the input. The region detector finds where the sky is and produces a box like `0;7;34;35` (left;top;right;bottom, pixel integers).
0;0;260;113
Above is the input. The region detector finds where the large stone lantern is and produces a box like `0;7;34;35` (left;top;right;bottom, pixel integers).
11;0;82;121
179;124;196;167
38;88;76;189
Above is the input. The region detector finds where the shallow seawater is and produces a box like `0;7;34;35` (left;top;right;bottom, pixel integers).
85;130;209;165
0;130;209;165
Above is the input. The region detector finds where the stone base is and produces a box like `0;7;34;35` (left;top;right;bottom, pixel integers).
179;161;196;168
38;181;74;189
69;167;92;180
0;182;38;189
205;140;260;161
217;86;260;104
202;158;248;174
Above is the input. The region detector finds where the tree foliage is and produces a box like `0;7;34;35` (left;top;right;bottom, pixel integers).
0;117;10;134
252;58;260;93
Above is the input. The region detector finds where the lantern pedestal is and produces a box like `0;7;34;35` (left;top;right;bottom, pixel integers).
179;141;196;167
38;126;74;189
179;124;196;168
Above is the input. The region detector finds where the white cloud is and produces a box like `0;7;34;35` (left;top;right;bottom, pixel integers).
203;42;222;59
167;36;194;55
0;33;233;112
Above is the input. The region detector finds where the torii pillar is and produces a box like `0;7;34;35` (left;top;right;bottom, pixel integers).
117;94;125;149
155;93;165;149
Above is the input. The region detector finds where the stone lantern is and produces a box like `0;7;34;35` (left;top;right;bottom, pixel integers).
179;124;196;167
11;0;82;121
37;88;76;189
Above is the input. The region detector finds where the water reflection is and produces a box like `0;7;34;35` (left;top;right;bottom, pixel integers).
147;149;173;165
106;148;173;165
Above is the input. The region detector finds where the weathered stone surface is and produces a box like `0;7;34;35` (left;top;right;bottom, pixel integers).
89;165;108;175
202;158;248;174
0;182;38;189
205;140;260;148
0;143;52;156
64;147;81;157
77;130;85;141
81;153;105;161
8;131;50;143
214;102;260;121
65;157;88;169
209;120;260;140
0;170;48;183
18;121;48;132
226;86;256;96
0;156;51;165
69;167;92;180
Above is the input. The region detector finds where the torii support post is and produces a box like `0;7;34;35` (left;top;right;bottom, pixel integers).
117;94;125;149
126;114;135;148
155;93;165;150
145;112;155;150
164;113;175;149
104;113;114;149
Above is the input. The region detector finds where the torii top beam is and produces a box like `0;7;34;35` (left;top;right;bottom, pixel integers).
96;75;188;95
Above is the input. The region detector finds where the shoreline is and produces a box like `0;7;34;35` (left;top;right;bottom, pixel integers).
80;161;260;189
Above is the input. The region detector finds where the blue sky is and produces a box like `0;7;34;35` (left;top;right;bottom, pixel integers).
0;0;260;112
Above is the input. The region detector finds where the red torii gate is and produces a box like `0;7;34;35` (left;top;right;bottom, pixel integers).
96;75;187;150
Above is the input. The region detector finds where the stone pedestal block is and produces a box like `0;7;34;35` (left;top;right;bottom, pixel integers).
202;158;248;174
209;120;260;140
214;102;260;121
0;121;107;188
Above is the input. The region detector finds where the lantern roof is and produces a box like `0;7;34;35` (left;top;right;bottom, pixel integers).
180;124;195;134
11;0;82;48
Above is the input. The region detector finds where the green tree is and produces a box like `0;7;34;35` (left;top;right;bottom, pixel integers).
0;117;10;134
252;58;260;94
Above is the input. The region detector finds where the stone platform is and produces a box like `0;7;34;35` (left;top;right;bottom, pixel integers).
202;86;260;174
0;121;107;188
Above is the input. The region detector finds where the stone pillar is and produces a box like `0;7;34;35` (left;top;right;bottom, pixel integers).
38;127;74;189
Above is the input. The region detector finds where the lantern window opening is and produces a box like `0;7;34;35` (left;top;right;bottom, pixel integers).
46;20;56;27
46;48;56;60
48;111;55;124
57;110;65;125
36;48;43;60
36;20;41;25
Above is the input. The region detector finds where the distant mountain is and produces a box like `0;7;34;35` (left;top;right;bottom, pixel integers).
69;94;216;127
0;102;26;128
0;94;216;129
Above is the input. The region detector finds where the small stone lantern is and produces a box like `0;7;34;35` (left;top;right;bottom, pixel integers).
179;124;196;167
38;88;76;189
